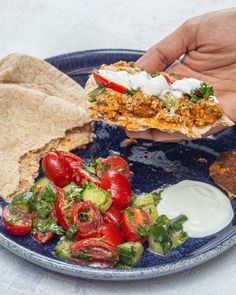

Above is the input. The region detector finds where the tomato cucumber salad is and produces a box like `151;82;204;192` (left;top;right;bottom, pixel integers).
1;150;188;268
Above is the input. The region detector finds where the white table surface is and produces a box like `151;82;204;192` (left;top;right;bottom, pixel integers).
1;0;236;294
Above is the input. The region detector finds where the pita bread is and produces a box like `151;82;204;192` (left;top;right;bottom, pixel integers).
85;74;234;139
0;54;92;201
10;125;95;201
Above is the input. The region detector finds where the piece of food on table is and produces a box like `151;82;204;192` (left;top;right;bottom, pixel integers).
85;61;234;138
209;150;236;198
0;53;94;202
1;151;190;268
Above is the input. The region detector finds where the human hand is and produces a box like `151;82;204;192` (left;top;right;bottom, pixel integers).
127;9;236;141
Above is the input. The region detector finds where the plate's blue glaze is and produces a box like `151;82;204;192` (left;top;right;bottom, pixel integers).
0;49;236;281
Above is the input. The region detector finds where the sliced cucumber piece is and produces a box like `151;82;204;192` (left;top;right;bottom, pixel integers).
31;177;50;194
148;235;165;255
12;191;34;213
117;242;144;267
54;238;73;260
82;182;112;213
143;205;158;224
132;190;161;208
63;182;79;194
132;194;155;208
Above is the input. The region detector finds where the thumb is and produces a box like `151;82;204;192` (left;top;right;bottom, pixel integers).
136;21;196;73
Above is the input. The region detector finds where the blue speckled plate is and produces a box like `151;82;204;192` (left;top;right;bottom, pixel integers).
0;49;236;281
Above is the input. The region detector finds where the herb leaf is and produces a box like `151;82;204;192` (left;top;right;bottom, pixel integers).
32;218;65;236
89;86;107;102
65;222;78;239
12;191;34;213
35;182;57;218
151;71;160;77
190;82;214;103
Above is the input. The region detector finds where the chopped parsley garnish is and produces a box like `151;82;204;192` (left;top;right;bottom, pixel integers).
125;89;138;96
126;209;134;222
151;71;160;77
7;205;23;224
78;208;90;221
32;218;65;236
89;85;107;102
12;191;34;213
65;222;78;239
110;253;118;263
63;183;84;204
117;246;135;265
137;224;148;238
34;182;57;218
84;157;109;176
190;82;214;103
76;250;92;260
149;214;188;255
151;191;162;204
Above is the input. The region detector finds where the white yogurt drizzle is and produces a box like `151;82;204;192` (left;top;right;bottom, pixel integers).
157;180;233;238
98;70;209;102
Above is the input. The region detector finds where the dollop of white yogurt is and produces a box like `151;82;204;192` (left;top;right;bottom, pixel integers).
157;180;233;238
97;70;218;103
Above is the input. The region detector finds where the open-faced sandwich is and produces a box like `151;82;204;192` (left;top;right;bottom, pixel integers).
86;61;234;138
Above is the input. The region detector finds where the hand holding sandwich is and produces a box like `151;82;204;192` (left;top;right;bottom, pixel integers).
127;9;236;141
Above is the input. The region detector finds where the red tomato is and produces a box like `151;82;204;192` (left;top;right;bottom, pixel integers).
41;151;74;187
2;205;32;236
70;239;119;265
73;166;100;187
55;187;77;230
32;231;54;243
97;224;123;247
96;156;131;179
160;72;177;84
103;205;122;226
100;170;131;209
73;230;97;241
55;150;83;169
71;257;114;268
121;208;151;243
71;201;103;235
93;71;128;94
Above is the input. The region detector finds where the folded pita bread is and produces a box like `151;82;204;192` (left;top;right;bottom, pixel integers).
85;62;234;139
0;54;93;201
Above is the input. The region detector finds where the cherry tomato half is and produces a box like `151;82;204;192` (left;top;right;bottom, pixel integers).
2;205;32;236
93;71;128;94
96;156;131;179
71;201;103;235
41;151;74;187
121;208;151;243
97;224;123;247
103;205;122;227
73;166;100;187
55;187;77;230
70;239;119;265
100;170;131;209
160;72;177;84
